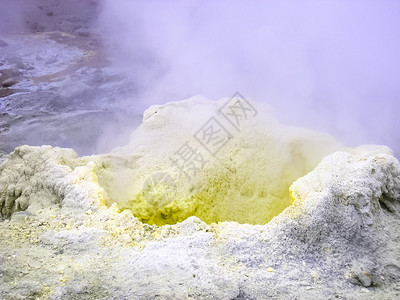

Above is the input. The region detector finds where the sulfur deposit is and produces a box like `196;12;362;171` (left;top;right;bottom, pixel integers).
0;97;400;299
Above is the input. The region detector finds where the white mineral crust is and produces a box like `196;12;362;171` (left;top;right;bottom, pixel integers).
0;97;399;299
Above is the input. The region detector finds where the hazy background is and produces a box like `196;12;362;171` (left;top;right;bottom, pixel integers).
98;0;400;157
0;0;399;157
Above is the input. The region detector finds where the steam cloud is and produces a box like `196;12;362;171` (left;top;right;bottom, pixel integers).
97;0;400;157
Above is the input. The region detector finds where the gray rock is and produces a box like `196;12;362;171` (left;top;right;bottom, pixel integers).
358;273;373;287
1;78;18;87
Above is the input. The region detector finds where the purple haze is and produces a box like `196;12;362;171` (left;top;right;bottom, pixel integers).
98;0;400;156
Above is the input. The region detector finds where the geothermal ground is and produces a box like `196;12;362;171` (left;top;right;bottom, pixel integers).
1;1;400;300
0;0;141;157
1;99;400;300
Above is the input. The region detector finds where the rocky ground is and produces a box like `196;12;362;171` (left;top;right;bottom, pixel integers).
0;0;141;156
0;97;400;299
1;1;399;299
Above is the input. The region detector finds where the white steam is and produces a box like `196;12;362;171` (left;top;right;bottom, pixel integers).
97;0;400;157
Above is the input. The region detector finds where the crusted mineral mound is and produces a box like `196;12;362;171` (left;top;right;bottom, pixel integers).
0;97;399;299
